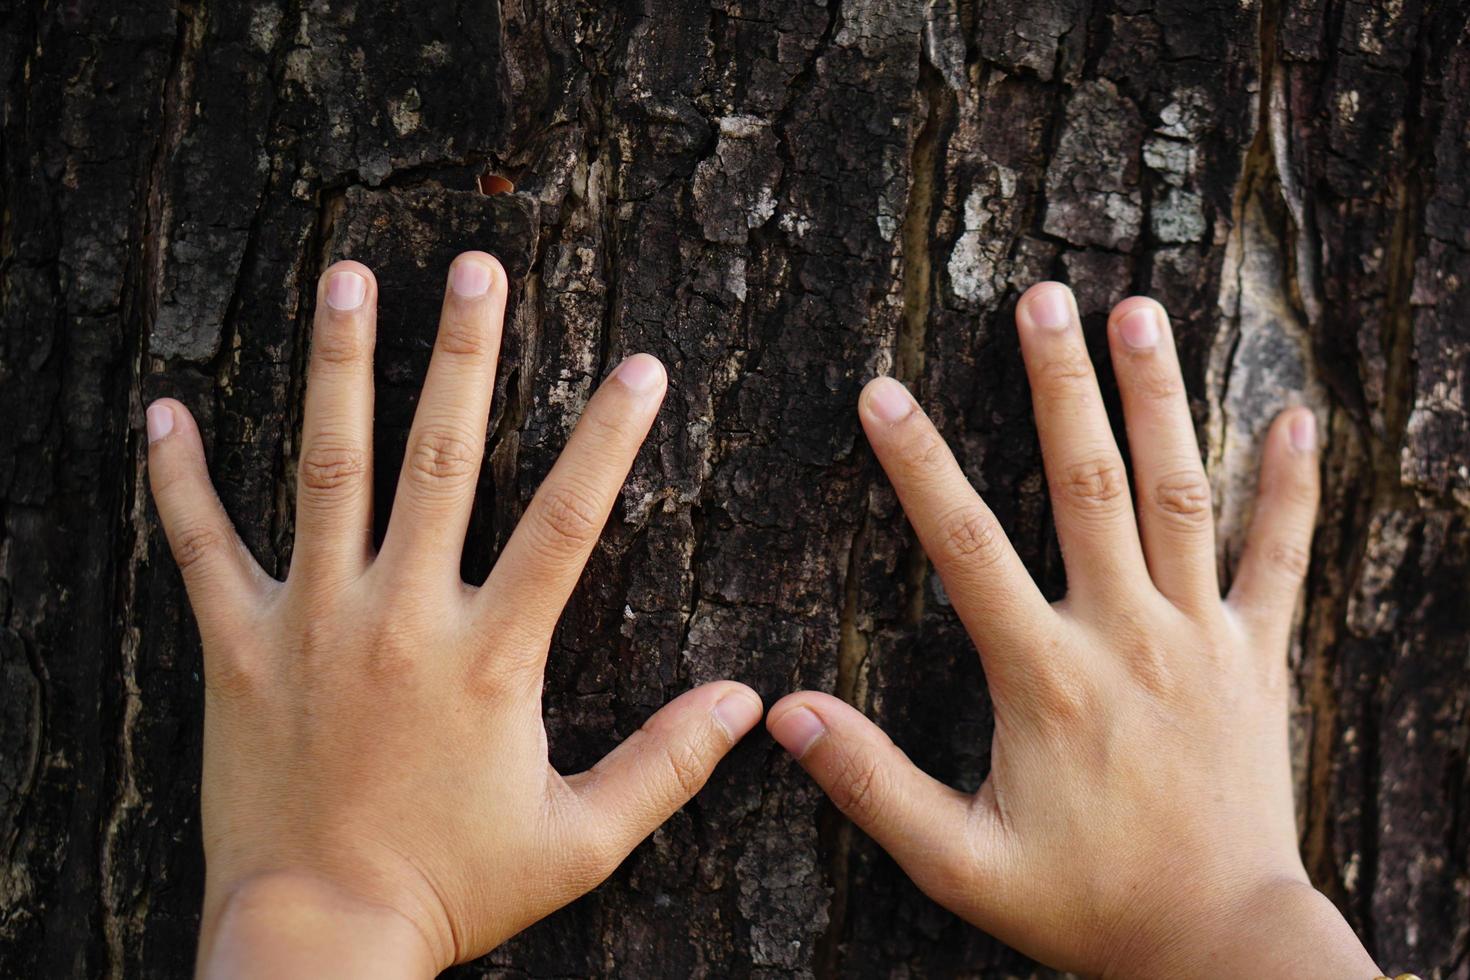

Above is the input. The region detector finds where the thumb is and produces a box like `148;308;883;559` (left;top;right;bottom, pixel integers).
567;681;762;856
767;692;989;904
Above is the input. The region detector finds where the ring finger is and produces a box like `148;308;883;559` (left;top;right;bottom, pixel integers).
1015;282;1148;599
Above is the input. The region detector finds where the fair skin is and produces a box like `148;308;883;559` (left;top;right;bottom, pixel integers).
146;253;764;977
149;262;1379;976
766;282;1380;977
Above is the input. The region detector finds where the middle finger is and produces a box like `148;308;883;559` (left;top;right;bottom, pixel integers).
1015;282;1148;599
379;252;507;573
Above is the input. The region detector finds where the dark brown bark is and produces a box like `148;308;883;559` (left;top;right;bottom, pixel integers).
2;0;1467;976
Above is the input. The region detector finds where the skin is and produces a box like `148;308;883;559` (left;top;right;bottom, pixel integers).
148;262;1382;976
146;253;764;977
766;282;1382;977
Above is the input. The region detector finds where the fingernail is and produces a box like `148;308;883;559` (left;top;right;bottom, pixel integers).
1117;306;1161;350
1289;410;1317;452
450;260;492;298
770;706;826;759
712;691;763;740
326;270;367;311
1025;283;1074;332
145;402;175;443
612;353;665;394
864;377;913;423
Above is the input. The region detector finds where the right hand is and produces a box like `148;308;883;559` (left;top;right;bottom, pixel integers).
148;254;763;976
767;283;1379;977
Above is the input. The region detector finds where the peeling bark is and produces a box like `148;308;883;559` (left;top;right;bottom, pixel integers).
2;1;1467;976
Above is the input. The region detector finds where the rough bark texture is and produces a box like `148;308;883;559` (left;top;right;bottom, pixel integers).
2;0;1468;976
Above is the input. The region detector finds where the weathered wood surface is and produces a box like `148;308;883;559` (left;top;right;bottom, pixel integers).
2;0;1467;976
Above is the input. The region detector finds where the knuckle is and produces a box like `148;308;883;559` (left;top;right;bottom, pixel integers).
1036;348;1096;389
895;426;950;478
1059;456;1128;511
658;739;709;800
364;647;422;687
460;658;505;704
579;406;636;445
1121;637;1177;696
205;650;266;703
1266;539;1312;579
463;640;544;705
312;320;370;366
436;312;491;357
1133;366;1185;402
297;611;348;660
407;427;480;490
1150;470;1213;528
830;752;886;825
299;445;368;495
1030;649;1096;723
171;524;224;572
1104;607;1191;697
933;505;1005;568
529;484;604;557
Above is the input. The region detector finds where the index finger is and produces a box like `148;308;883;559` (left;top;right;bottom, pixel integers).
379;252;507;574
859;378;1058;690
476;354;667;668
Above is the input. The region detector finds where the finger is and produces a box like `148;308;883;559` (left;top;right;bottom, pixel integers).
146;399;268;641
766;692;992;908
289;261;377;584
1107;297;1218;611
565;682;762;857
1015;282;1148;595
859;377;1058;689
1227;407;1320;637
379;252;507;571
478;354;666;654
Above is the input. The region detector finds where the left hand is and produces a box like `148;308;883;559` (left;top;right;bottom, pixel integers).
766;282;1376;977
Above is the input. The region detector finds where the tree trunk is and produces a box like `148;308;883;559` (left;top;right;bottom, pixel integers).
3;0;1467;976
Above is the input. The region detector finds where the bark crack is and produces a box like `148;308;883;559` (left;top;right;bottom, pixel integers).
101;1;205;972
817;40;949;978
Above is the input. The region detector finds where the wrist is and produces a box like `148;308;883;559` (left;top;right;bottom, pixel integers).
1109;874;1380;980
198;871;442;979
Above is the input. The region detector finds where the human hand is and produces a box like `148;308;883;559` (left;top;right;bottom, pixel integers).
146;254;763;977
767;283;1379;977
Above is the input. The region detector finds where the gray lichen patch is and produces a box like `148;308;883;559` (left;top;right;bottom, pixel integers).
945;161;1021;308
1143;136;1198;187
1151;186;1208;244
1042;80;1145;251
692;117;782;245
1156;88;1215;140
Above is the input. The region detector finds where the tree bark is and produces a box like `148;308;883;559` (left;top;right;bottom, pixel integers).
2;0;1467;976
